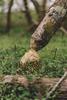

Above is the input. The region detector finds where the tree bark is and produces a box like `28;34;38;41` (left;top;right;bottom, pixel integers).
6;0;13;32
30;0;67;51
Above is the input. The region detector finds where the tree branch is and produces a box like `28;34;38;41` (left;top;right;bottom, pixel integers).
46;72;67;100
60;27;67;35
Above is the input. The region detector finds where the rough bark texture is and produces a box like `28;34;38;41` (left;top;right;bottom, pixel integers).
0;75;67;99
30;0;67;51
6;0;13;32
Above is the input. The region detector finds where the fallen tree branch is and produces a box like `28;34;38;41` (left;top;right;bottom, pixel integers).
0;75;28;87
0;75;67;99
0;75;67;91
46;72;67;100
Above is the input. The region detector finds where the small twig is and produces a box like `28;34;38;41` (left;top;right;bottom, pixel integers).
46;72;67;100
60;27;67;35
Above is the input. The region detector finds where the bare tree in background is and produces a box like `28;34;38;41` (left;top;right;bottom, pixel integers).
23;0;34;26
30;0;41;21
31;0;47;22
40;0;47;21
6;0;14;32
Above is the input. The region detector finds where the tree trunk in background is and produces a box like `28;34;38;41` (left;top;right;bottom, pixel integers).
23;0;34;26
6;0;13;32
31;0;41;21
30;0;67;51
31;0;47;22
40;0;47;21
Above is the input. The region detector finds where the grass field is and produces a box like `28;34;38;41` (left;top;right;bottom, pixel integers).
0;12;67;100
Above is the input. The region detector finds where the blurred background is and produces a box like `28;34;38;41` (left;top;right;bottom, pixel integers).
0;1;67;99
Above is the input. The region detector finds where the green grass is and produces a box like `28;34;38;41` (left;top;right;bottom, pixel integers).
0;31;67;100
0;29;30;49
0;12;67;100
0;26;67;99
